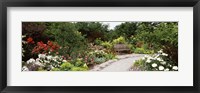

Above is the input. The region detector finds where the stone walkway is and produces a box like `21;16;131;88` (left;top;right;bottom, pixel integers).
90;54;145;72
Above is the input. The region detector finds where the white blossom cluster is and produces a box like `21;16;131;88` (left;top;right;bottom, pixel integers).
141;49;178;71
88;50;107;58
22;54;65;71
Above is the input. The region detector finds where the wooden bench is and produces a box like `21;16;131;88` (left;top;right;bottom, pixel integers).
114;44;131;54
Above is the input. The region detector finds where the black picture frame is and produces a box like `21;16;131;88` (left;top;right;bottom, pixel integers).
0;0;199;93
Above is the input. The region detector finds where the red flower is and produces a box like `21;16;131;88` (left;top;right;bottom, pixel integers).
37;41;44;46
47;41;53;46
43;46;49;51
32;41;60;54
27;37;34;44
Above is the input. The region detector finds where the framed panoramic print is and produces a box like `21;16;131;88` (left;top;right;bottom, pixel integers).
0;0;200;93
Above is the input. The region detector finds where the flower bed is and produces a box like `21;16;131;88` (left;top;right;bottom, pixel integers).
131;50;178;71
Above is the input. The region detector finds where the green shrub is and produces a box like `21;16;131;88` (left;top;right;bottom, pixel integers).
100;41;113;49
60;62;74;71
71;67;88;71
134;48;154;54
88;50;107;58
52;68;60;71
94;57;106;63
133;50;178;71
94;38;103;45
105;53;116;60
112;36;126;44
37;67;45;71
133;59;146;70
74;58;85;67
44;22;88;56
134;22;178;63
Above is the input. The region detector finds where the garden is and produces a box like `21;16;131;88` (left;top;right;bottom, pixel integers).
22;22;178;71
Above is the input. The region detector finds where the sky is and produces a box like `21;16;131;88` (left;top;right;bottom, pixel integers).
102;22;123;30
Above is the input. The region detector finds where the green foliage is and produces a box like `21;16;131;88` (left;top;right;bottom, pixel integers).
87;50;115;64
94;38;103;45
105;53;116;60
44;22;88;56
71;67;88;71
88;50;107;58
74;58;85;67
134;48;154;54
130;22;178;63
112;36;126;44
94;57;106;63
133;59;146;70
133;50;178;71
114;22;138;38
76;22;109;42
100;41;113;49
60;62;74;71
37;67;45;71
52;68;60;71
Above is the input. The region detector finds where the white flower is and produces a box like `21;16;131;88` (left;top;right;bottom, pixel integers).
162;53;168;56
47;56;52;60
35;61;44;67
148;57;153;60
38;54;46;59
144;55;149;58
44;60;50;63
52;58;57;62
54;56;59;59
158;66;164;70
142;57;145;60
63;60;67;62
27;58;35;64
158;49;163;53
22;66;29;71
36;58;40;62
172;66;178;70
164;68;169;71
156;58;163;61
151;63;157;67
160;61;166;65
146;59;151;63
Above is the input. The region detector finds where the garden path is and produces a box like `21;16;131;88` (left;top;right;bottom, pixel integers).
90;54;146;71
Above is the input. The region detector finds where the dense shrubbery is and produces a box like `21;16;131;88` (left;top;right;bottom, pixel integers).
131;22;178;63
132;50;178;71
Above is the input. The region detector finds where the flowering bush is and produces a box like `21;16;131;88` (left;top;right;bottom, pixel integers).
22;53;89;71
88;50;107;58
32;41;60;54
87;50;115;64
22;54;64;71
133;49;178;71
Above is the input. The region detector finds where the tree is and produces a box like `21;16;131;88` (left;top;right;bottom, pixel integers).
114;22;138;38
76;22;109;42
44;22;88;55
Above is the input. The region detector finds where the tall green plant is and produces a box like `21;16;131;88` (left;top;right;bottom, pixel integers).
44;22;88;56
